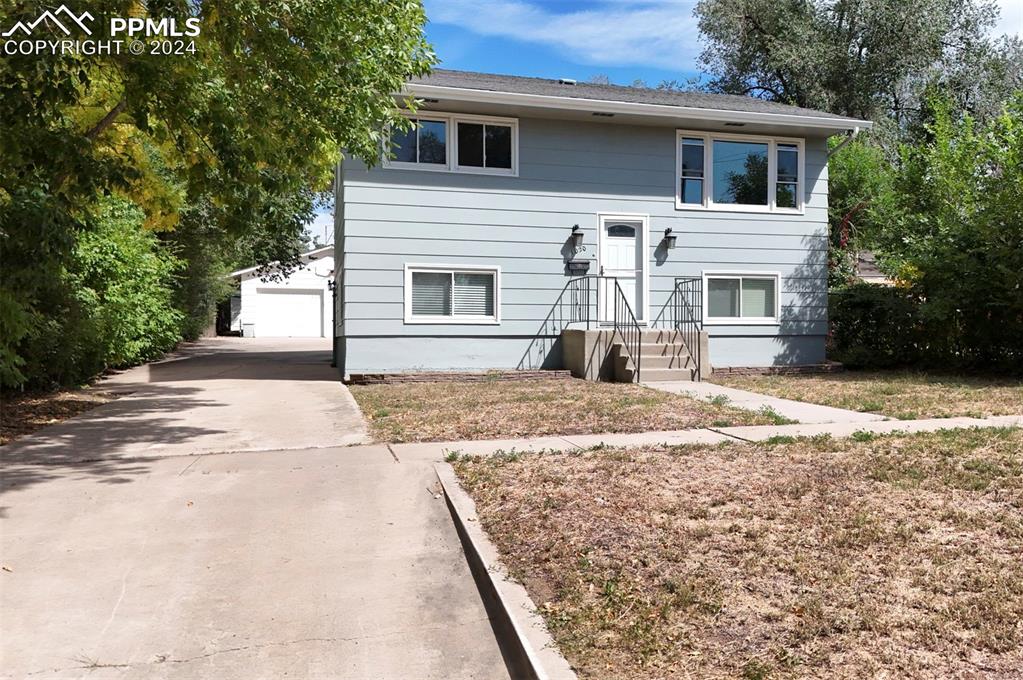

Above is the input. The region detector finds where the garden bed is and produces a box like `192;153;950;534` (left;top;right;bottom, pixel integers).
454;428;1023;679
1;389;113;445
349;377;776;443
713;370;1022;420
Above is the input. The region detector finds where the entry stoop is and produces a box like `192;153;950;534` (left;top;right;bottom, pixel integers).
613;329;703;382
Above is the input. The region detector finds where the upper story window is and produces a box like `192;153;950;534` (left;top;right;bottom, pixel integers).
386;113;518;176
676;131;804;213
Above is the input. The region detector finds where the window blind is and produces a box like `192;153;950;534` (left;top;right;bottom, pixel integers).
411;271;451;316
453;273;494;316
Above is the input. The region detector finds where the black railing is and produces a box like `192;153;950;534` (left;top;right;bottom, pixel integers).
669;276;703;381
612;278;641;382
517;275;643;381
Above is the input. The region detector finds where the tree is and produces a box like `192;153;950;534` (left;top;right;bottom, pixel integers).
694;0;1005;123
0;1;435;386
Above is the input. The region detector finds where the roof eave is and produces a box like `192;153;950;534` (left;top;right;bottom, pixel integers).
404;83;872;132
228;244;334;278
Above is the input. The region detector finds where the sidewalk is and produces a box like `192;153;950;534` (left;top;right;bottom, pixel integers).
644;380;886;424
391;414;1023;460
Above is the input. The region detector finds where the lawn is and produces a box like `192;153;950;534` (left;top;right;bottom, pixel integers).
1;389;112;445
349;377;778;443
454;428;1023;679
713;370;1023;420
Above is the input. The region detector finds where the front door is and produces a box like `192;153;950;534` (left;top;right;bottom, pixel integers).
599;215;646;323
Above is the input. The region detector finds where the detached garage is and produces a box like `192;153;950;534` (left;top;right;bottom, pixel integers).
229;246;334;338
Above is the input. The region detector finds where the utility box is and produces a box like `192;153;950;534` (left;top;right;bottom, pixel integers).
242;323;256;338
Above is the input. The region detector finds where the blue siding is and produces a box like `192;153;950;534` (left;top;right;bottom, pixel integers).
338;116;830;373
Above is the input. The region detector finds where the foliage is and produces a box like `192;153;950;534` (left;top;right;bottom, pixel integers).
693;0;1007;123
12;198;182;388
0;1;435;387
828;284;925;368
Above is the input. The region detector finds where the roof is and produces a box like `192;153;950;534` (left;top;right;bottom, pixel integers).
229;245;333;278
407;69;870;130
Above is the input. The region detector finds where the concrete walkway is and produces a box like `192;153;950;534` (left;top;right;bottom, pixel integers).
645;380;887;424
390;414;1023;460
1;339;508;679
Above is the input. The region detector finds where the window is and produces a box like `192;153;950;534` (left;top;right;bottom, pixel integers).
389;118;447;166
386;113;518;175
456;121;513;170
713;140;768;206
679;137;705;205
704;273;779;323
405;265;500;323
676;131;803;212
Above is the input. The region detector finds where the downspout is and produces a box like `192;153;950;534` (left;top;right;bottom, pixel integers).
828;126;861;157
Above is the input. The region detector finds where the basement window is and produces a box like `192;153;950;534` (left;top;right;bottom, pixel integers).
703;272;780;324
404;264;501;324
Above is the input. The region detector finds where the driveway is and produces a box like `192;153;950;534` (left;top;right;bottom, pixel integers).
1;339;509;679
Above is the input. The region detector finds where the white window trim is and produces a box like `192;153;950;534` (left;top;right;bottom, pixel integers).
676;130;804;215
702;271;782;325
384;112;519;177
403;263;502;325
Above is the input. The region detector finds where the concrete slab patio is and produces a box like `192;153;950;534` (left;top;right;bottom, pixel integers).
1;339;509;679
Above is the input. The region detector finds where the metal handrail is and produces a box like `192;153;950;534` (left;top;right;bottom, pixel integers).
612;279;642;382
517;274;644;381
670;276;703;381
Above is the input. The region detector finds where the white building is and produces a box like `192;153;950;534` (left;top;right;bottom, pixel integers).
229;245;334;338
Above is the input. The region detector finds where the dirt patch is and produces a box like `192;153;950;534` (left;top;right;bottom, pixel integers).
350;377;775;443
455;428;1023;679
714;370;1023;419
1;389;114;445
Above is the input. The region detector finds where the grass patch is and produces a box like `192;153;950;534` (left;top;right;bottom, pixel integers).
350;377;773;443
1;388;113;445
455;427;1023;679
713;370;1022;419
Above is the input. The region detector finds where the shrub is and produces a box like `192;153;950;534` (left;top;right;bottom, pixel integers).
829;284;923;368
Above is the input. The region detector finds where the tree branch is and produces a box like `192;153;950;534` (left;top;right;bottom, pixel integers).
85;100;127;141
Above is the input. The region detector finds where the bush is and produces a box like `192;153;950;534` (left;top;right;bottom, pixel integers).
829;284;923;368
8;197;183;388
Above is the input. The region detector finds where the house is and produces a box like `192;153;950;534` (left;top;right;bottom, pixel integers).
332;70;871;381
229;245;334;338
855;250;893;285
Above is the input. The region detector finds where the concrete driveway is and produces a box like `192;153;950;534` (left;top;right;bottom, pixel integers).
1;339;508;679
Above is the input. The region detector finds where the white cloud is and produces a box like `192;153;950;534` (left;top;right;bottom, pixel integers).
993;0;1022;37
425;0;701;71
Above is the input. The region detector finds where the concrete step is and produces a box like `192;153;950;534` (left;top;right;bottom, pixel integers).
617;353;693;370
620;366;697;382
638;342;692;357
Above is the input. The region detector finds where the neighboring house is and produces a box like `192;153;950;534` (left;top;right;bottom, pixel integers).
230;245;334;338
855;250;893;285
332;70;870;381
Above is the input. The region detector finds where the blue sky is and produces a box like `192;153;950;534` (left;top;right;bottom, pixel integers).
308;0;1021;242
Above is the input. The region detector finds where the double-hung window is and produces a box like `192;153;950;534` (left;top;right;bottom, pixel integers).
405;265;500;324
387;113;518;175
676;131;803;212
703;272;780;324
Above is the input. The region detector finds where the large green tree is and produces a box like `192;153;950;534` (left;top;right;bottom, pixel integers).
0;0;435;385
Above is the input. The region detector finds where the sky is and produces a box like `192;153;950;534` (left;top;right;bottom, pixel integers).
307;0;1022;243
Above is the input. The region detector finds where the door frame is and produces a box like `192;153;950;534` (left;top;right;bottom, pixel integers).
596;213;650;324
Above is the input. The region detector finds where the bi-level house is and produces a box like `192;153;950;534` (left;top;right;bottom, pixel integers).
332;70;870;382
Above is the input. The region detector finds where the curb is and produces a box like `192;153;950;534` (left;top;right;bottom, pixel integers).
434;463;577;680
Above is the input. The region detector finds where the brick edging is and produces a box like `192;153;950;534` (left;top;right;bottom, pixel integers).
710;361;844;377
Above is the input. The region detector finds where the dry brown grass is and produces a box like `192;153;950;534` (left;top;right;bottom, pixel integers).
1;389;112;445
455;428;1023;679
350;377;775;443
713;370;1023;420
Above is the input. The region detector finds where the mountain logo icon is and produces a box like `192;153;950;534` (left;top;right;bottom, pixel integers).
2;5;94;37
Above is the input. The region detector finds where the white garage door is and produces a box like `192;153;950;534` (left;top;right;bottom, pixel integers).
255;288;323;337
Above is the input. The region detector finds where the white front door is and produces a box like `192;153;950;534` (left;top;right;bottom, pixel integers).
598;216;646;323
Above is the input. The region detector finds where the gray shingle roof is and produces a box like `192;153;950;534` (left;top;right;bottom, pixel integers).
409;69;857;122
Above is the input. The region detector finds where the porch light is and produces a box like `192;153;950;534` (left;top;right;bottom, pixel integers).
662;228;677;249
570;224;584;252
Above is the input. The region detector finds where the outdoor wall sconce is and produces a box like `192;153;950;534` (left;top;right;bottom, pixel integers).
570;224;585;252
662;228;677;250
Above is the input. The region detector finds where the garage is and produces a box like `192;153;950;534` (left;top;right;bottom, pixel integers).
254;288;324;337
228;245;334;339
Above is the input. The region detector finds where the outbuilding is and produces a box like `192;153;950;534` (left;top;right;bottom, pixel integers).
229;245;334;338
